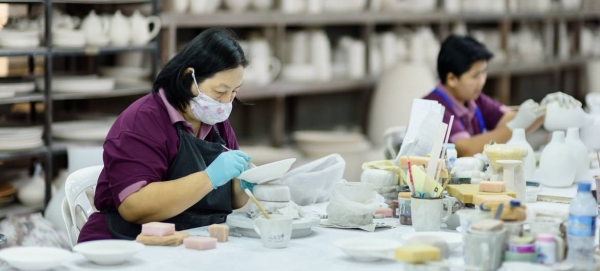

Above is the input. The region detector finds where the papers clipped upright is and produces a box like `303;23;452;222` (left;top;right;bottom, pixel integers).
396;99;445;160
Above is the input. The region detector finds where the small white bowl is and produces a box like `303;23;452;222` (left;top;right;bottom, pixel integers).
73;240;145;266
0;246;73;271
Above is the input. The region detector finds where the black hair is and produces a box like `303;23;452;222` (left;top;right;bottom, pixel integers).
437;35;493;84
153;28;249;112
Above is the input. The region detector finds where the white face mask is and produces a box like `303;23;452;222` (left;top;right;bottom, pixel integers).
189;69;233;125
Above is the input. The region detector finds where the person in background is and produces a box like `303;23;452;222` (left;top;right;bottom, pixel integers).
423;35;543;157
78;28;254;242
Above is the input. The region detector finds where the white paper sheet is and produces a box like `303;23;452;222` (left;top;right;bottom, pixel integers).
396;99;445;160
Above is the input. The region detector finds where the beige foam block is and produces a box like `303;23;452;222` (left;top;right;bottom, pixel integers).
472;194;515;205
136;231;189;246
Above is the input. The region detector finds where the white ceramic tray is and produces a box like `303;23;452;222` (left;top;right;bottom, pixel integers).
226;212;320;239
0;81;36;93
53;120;113;141
36;76;115;93
0;247;73;271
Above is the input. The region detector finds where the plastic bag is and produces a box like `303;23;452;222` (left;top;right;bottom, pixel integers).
279;154;345;206
326;180;387;227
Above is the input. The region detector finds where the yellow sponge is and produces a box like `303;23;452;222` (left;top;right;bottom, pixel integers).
394;244;441;263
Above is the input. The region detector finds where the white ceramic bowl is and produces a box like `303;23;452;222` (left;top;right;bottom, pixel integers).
73;240;145;265
334;238;401;262
238;158;296;184
0;247;73;271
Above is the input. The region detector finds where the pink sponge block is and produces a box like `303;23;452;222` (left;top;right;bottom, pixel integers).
184;237;217;251
478;181;506;193
208;224;229;243
373;208;394;218
141;222;175;237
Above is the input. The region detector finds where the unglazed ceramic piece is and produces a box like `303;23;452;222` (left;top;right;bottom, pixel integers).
539;131;576;187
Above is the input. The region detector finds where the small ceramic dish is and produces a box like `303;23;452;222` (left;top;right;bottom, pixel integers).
73;240;144;266
0;246;73;271
238;158;296;184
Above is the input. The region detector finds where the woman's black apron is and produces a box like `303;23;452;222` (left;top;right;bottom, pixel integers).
103;123;232;240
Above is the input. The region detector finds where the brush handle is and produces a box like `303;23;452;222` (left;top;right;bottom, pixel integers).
250;196;270;219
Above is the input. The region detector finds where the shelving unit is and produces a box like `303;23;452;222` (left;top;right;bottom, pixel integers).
160;5;600;147
0;0;160;211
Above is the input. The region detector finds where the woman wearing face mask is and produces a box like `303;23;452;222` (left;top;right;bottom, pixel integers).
423;35;544;157
78;28;254;242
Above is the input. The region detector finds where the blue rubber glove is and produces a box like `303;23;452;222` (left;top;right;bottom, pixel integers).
240;179;256;192
205;150;250;189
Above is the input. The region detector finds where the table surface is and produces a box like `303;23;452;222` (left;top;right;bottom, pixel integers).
2;170;598;271
0;202;582;271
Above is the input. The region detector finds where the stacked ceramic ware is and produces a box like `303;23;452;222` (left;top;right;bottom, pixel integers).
0;127;43;152
283;29;331;83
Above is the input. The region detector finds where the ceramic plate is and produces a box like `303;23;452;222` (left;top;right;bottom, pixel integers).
238;158;296;184
0;246;73;271
400;232;463;251
0;81;36;93
53;120;113;141
36;76;115;93
73;240;144;266
226;212;319;238
333;238;401;262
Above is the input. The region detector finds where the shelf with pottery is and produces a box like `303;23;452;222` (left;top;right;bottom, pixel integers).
160;10;600;28
0;203;44;219
0;47;47;57
0;0;43;3
0;146;49;162
487;56;593;77
237;78;375;100
52;0;152;3
51;42;157;56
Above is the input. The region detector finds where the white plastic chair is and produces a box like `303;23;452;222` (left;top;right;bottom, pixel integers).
62;165;103;247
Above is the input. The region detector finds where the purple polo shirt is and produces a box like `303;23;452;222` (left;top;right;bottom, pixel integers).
77;89;239;243
423;84;509;143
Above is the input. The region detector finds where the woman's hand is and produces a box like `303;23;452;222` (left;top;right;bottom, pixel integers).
205;150;251;189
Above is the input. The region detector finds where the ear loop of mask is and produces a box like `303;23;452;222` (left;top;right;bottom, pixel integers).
190;68;202;94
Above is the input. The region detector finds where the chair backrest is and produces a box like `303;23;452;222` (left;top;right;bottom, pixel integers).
63;165;103;246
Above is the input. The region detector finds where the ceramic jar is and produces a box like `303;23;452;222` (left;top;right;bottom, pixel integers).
539;131;576;187
310;30;332;82
288;31;309;64
109;10;131;46
581;115;600;150
252;0;274;11
566;127;589;182
129;10;161;45
171;0;189;13
224;0;251;13
80;10;109;46
506;128;536;181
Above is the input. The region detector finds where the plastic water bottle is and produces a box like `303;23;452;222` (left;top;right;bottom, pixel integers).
566;182;597;271
445;143;457;168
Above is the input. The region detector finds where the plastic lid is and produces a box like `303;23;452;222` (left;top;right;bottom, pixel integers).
445;143;455;150
578;182;591;192
536;233;555;243
509;200;521;207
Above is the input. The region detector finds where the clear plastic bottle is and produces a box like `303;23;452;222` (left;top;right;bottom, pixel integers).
566;182;597;271
445;143;457;168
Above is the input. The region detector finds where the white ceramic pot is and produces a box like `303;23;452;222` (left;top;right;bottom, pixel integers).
109;10;131;46
80;10;110;46
281;64;317;82
380;32;397;71
129;10;161;46
586;93;600;115
506;128;536;181
224;0;251;12
310;30;332;82
252;0;274;10
345;39;366;80
444;0;461;13
288;31;309;64
544;101;587;131
539;131;576;187
368;40;382;77
306;0;323;13
581;115;600;150
171;0;189;13
281;0;304;13
367;62;435;146
566;127;590;182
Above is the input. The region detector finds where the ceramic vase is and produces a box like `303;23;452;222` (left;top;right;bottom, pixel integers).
310;30;332;82
506;128;536;181
566;127;589;182
17;164;56;207
539;131;576;187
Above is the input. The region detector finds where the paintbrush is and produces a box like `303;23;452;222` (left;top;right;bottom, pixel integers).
244;188;270;219
407;158;415;196
222;144;257;169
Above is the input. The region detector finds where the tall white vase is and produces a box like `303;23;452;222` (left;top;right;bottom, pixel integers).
566;127;589;182
506;128;536;181
539;131;576;187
